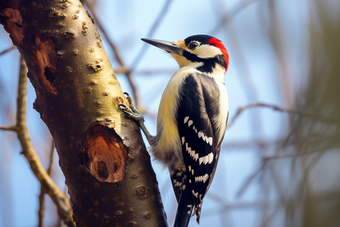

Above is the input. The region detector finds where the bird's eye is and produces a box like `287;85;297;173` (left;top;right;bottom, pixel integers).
188;42;199;50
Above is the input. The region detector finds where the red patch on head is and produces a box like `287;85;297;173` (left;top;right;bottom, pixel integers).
207;37;229;73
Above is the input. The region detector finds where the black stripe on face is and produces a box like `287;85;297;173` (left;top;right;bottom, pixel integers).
183;50;226;74
183;50;203;63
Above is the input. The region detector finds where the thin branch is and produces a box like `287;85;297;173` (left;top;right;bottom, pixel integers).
129;0;174;70
210;0;260;34
38;184;45;227
222;138;285;149
47;140;55;175
0;46;16;56
267;1;294;110
222;22;263;136
204;201;273;215
227;102;336;130
0;125;18;131
114;67;176;76
207;192;277;215
262;151;321;161
236;161;267;198
38;139;55;227
14;57;75;227
235;142;328;200
227;103;300;129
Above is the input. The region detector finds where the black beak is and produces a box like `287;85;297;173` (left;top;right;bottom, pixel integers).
141;38;183;56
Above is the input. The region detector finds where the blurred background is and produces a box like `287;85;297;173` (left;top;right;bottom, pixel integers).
1;0;340;226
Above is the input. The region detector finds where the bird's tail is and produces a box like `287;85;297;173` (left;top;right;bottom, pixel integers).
173;189;194;227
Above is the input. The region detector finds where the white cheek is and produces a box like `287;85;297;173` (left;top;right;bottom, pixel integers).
194;45;222;59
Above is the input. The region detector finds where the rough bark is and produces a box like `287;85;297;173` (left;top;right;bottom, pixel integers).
0;0;168;226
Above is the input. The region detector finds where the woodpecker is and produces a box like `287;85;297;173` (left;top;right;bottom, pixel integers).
119;35;229;227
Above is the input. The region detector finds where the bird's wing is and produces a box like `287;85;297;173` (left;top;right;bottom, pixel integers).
176;73;225;211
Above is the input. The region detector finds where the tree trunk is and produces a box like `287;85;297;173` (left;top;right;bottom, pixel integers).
0;0;168;226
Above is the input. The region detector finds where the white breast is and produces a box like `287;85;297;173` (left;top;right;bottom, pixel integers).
150;67;202;167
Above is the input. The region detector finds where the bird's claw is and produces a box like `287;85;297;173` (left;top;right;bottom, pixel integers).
123;92;139;113
119;92;145;123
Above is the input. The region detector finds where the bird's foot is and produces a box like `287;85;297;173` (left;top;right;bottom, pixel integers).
119;92;155;145
119;92;144;123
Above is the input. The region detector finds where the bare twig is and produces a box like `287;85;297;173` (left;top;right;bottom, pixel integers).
267;1;294;110
38;185;45;227
38;139;55;227
129;0;174;70
227;103;299;129
222;22;263;133
0;46;16;56
236;161;267;198
0;125;18;131
46;140;55;175
210;0;260;34
227;102;336;130
235;142;332;200
262;151;322;161
204;201;273;215
222;138;285;149
3;57;75;227
114;67;176;75
207;192;277;214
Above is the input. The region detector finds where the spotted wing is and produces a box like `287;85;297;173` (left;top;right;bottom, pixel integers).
176;73;224;213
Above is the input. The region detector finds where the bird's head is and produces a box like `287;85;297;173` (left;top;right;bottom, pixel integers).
142;35;229;78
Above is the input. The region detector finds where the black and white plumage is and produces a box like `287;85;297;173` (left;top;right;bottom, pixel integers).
168;71;228;227
119;35;229;227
